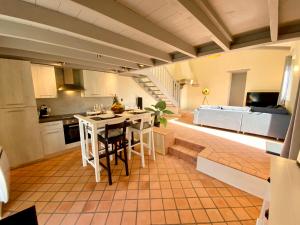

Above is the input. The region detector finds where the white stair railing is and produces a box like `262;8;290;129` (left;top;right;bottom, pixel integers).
133;66;180;107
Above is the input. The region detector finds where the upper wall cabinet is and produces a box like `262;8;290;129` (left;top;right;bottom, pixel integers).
0;58;36;108
31;64;57;99
81;70;117;97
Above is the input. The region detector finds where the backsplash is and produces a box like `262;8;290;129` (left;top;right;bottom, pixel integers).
36;68;113;115
36;91;113;115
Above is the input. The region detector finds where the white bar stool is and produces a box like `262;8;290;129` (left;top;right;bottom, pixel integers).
127;114;155;167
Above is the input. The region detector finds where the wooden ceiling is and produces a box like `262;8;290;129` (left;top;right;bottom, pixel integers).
0;0;299;73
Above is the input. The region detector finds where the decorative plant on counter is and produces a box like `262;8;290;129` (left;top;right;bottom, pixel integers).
111;94;125;114
145;100;174;127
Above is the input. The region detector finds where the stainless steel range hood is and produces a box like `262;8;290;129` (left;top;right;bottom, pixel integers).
58;68;84;91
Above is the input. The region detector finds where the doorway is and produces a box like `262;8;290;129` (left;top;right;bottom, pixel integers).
229;71;247;106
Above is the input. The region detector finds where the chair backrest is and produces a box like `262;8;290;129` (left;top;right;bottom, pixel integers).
104;121;127;139
135;113;155;130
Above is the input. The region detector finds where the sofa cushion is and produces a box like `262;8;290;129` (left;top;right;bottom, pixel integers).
221;106;251;112
198;105;221;109
250;106;289;115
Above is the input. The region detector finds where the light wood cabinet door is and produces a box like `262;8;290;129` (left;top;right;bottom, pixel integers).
81;70;117;97
40;121;65;155
105;73;118;97
0;59;36;108
0;107;43;168
31;64;57;98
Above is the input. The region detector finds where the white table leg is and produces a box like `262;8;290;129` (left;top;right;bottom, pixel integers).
128;129;132;160
148;131;151;155
79;121;87;167
151;129;156;160
140;132;145;168
91;125;101;182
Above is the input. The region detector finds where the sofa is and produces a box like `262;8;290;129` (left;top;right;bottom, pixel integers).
193;105;291;139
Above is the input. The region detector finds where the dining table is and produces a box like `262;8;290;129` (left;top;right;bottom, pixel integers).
74;111;152;182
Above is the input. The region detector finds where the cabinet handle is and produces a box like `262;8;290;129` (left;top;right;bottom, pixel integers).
7;109;25;113
45;131;59;134
40;95;54;97
68;124;79;128
45;123;61;127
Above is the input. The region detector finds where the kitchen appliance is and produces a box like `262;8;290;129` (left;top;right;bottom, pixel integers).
63;116;80;144
39;105;50;118
137;97;143;109
58;68;84;91
0;146;10;218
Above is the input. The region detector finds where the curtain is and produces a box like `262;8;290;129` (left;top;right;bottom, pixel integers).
281;79;300;159
278;56;292;105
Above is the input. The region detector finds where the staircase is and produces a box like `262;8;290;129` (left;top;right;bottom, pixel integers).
168;138;205;165
132;66;181;110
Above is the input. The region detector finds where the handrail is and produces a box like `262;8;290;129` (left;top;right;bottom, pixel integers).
134;66;180;107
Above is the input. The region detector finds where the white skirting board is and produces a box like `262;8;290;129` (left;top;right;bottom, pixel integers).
197;156;268;198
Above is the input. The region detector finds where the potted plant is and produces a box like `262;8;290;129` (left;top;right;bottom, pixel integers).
145;100;174;127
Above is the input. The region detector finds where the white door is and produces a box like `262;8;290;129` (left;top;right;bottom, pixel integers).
229;72;247;106
0;107;43;168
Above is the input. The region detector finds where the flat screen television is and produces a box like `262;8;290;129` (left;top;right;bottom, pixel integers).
246;92;279;107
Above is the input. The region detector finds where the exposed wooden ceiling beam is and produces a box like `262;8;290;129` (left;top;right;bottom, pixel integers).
268;0;279;42
178;0;231;51
0;36;140;69
0;47;123;72
72;0;197;58
0;19;153;66
195;0;232;42
0;0;171;62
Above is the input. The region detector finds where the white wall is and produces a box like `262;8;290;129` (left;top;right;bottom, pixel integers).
116;76;156;108
167;48;289;110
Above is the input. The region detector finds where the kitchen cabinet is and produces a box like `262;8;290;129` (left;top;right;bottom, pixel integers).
81;70;117;97
40;121;65;155
31;64;57;98
0;107;43;168
0;59;36;108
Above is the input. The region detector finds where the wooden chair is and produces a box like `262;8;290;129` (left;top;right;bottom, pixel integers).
127;113;155;167
97;121;129;185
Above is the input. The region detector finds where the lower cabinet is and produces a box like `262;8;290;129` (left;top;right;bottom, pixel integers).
39;121;65;156
0;107;44;168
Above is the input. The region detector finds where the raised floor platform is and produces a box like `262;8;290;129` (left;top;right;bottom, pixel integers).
159;117;272;198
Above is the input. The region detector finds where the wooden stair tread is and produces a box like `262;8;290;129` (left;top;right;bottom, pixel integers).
169;145;199;157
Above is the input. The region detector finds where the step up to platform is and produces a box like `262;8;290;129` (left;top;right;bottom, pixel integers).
168;138;205;165
166;133;268;198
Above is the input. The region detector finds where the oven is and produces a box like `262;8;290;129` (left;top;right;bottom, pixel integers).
63;118;80;144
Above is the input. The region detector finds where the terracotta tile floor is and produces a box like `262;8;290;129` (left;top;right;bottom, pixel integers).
4;147;262;225
167;117;271;180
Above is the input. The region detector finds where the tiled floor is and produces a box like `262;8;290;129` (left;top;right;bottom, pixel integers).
4;146;262;225
168;115;271;180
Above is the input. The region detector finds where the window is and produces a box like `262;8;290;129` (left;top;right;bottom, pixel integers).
278;55;293;105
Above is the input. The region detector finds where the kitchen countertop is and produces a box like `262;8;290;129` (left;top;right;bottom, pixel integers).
39;112;85;123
